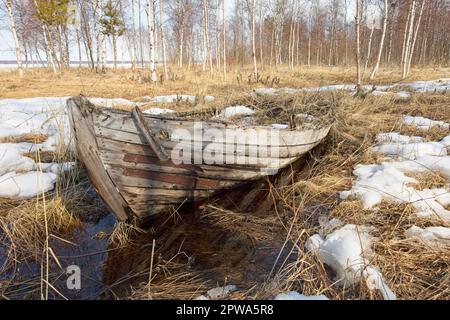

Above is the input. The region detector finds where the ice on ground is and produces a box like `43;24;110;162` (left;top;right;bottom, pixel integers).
396;91;412;100
194;285;237;300
143;108;176;115
401;115;450;131
0;171;57;198
306;224;396;300
218;106;255;118
274;291;329;300
406;226;450;248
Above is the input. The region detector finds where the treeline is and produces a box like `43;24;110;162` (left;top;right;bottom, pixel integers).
2;0;449;81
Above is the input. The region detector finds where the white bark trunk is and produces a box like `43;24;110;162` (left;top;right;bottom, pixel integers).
402;0;417;79
159;0;168;79
355;0;362;92
251;0;258;78
406;0;426;77
222;0;227;78
5;0;23;77
147;0;157;81
369;0;389;80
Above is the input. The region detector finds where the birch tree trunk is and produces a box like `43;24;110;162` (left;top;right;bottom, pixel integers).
112;33;117;70
402;0;416;79
386;3;395;67
201;0;207;71
363;18;375;75
355;0;362;93
159;0;168;79
222;0;227;78
251;0;258;78
5;0;23;77
203;0;213;75
369;0;389;80
406;0;426;77
77;29;82;67
259;4;263;70
147;0;157;81
307;15;312;67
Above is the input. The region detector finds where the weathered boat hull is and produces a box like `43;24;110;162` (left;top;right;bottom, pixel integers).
67;96;332;221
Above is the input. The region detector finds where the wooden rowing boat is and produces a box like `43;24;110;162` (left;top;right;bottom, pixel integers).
67;96;332;221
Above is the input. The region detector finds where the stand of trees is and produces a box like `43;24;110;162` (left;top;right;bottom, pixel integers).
2;0;449;82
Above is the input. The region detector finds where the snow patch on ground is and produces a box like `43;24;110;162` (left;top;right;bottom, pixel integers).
306;224;396;300
218;106;256;118
341;120;450;222
401;115;450;131
254;78;450;97
0;171;58;198
0;96;137;199
406;226;450;248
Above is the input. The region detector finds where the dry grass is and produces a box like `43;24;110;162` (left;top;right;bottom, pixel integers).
1;65;448;100
0;66;449;300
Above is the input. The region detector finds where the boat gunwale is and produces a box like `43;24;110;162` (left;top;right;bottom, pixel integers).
93;101;334;132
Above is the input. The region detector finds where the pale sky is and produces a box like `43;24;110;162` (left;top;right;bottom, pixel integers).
0;0;237;61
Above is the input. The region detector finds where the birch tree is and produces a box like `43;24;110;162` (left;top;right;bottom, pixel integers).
159;0;168;79
402;0;416;79
251;0;257;78
4;0;23;77
369;0;389;80
222;0;226;78
355;0;362;92
146;0;157;81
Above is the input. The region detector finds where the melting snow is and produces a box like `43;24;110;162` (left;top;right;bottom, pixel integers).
253;78;450;97
0;171;57;199
306;224;396;300
341;118;450;222
406;226;450;248
401;115;450;130
0;96;139;199
218;106;255;118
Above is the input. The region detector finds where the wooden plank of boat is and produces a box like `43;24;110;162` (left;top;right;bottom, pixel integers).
67;97;132;221
97;136;299;169
95;125;323;159
94;114;331;147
